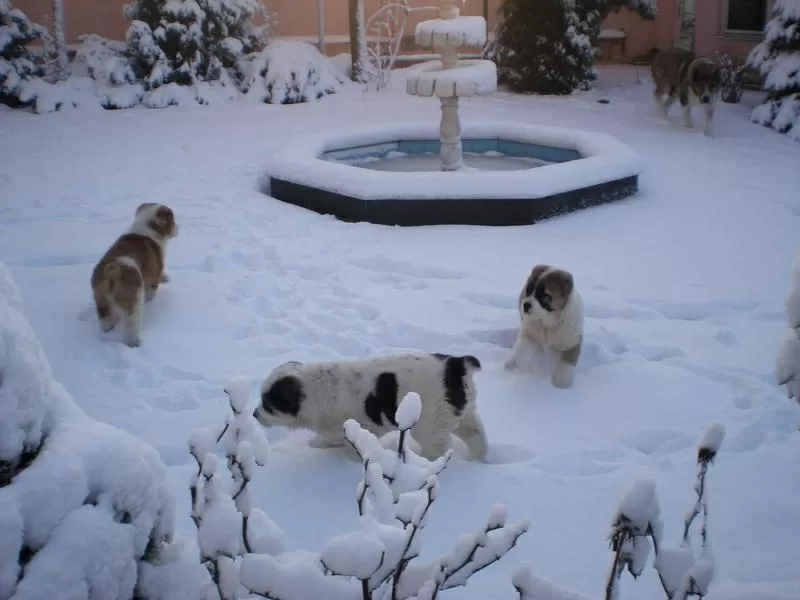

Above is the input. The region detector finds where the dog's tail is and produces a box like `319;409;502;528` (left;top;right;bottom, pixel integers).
100;261;124;296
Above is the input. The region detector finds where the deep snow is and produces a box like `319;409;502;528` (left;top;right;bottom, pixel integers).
0;64;799;599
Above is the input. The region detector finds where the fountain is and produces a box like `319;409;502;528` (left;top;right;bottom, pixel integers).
263;0;643;226
405;0;497;172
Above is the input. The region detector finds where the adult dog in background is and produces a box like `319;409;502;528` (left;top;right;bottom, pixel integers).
91;203;178;348
651;47;722;136
505;265;583;389
254;353;489;461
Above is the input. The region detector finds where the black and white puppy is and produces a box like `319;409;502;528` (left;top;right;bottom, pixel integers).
253;353;488;461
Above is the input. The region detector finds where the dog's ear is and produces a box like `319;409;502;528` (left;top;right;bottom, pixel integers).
525;264;551;296
546;269;574;302
150;205;177;238
262;375;304;417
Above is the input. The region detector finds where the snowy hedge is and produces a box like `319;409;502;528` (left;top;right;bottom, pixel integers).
0;0;49;109
0;260;176;600
747;0;800;141
2;0;343;113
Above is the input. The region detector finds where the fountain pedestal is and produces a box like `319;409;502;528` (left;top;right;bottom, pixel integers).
405;0;497;171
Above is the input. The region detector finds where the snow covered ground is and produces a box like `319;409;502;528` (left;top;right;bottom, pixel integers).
1;64;799;599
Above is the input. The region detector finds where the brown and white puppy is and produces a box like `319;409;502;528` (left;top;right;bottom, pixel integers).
651;48;722;137
504;265;584;389
90;203;178;348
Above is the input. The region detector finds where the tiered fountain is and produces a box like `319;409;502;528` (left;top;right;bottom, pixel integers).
405;0;498;171
264;0;644;226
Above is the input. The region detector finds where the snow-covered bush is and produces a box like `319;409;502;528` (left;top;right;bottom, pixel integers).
70;34;145;109
776;251;800;402
0;260;175;600
191;389;529;599
513;423;725;600
0;0;49;107
484;0;597;95
122;0;270;94
747;0;800;141
241;39;344;104
715;52;745;104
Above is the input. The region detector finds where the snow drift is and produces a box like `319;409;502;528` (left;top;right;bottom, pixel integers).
0;260;175;600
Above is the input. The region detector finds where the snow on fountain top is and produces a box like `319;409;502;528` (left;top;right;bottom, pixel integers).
406;59;497;98
415;16;487;49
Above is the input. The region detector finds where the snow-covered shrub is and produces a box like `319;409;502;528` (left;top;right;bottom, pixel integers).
122;0;270;96
484;0;597;95
0;0;49;107
0;260;175;600
716;51;745;103
241;39;345;104
70;34;145;109
188;377;283;600
747;0;800;140
776;251;800;402
192;390;528;599
513;423;725;600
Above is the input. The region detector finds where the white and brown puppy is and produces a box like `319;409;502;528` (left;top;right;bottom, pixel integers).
253;353;488;461
90;202;178;348
505;265;583;389
651;47;722;137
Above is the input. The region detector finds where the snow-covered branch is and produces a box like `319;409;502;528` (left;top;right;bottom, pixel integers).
776;251;800;401
320;392;529;600
603;423;725;600
188;377;284;600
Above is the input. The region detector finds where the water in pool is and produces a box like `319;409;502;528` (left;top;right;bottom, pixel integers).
335;150;552;172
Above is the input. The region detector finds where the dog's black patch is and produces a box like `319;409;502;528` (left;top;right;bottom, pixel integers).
534;283;555;312
441;356;479;414
261;375;304;417
364;372;399;427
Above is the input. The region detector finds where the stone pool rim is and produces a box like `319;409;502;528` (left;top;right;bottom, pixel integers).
264;121;643;226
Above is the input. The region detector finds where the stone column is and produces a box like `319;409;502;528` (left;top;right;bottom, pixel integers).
440;96;463;171
439;0;462;19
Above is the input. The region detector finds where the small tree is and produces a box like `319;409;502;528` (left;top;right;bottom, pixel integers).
747;0;800;140
0;0;49;107
122;0;270;91
485;0;596;95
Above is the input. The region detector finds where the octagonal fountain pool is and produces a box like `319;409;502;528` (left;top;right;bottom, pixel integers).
265;121;643;227
263;0;643;227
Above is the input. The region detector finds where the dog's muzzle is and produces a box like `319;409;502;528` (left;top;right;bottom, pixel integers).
701;95;711;104
522;301;532;314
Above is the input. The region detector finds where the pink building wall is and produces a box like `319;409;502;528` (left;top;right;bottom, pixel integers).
13;0;770;64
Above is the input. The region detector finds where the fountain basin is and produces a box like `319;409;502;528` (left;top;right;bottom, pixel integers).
264;121;643;227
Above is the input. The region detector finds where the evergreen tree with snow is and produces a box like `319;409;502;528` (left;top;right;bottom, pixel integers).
747;0;800;140
122;0;271;90
485;0;596;95
576;0;656;48
0;0;49;107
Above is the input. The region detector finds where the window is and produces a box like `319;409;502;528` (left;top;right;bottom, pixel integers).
726;0;767;32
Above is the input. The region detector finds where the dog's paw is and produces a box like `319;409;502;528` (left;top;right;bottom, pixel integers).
123;333;142;348
160;272;171;283
504;356;518;371
551;369;574;390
